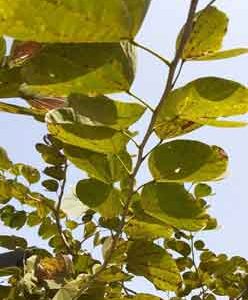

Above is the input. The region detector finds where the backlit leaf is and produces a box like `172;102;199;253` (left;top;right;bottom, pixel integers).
149;140;228;182
0;146;12;170
155;77;248;139
0;0;151;43
141;182;208;231
178;6;228;59
21;42;135;97
127;240;181;291
76;179;122;218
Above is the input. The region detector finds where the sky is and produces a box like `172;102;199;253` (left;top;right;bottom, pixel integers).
0;0;248;297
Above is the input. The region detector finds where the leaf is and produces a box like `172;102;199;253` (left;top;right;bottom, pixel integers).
195;48;248;61
76;179;122;218
0;235;27;250
155;77;248;139
178;6;229;59
127;240;181;291
124;200;173;240
21;42;135;97
47;123;130;155
0;146;12;170
148;140;228;182
141;182;209;231
0;67;23;98
19;164;40;184
194;183;212;198
66;94;145;130
64;145;131;183
97;266;132;283
0;37;6;63
0;0;151;43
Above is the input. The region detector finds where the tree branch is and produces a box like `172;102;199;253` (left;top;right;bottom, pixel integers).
75;1;199;297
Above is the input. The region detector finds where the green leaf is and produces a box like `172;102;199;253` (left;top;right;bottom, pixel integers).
48;123;130;155
42;179;59;192
149;140;228;182
64;145;131;183
0;235;27;250
127;240;181;291
194;183;212;198
195;48;248;61
165;239;191;257
21;42;135;97
0;267;21;277
0;146;12;170
97;266;132;283
155;77;248;139
0;67;23;98
0;179;12;203
76;179;122;218
36;143;66;165
178;6;228;59
141;182;209;231
0;0;151;43
0;37;6;63
124;200;173;240
38;218;57;240
19;164;40;184
66;94;145;130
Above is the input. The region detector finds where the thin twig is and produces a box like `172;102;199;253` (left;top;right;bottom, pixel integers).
206;0;218;9
190;234;206;298
131;40;171;67
122;130;140;149
171;60;185;89
54;163;73;254
142;139;163;163
127;90;154;112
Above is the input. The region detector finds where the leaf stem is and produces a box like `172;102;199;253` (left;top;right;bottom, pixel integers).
131;40;171;67
127;90;154;112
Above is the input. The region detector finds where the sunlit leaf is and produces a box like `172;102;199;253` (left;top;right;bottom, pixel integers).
127;240;181;291
66;94;145;130
149;140;228;182
21;42;135;97
155;77;248;139
141;182;209;231
0;0;151;43
178;6;228;59
195;48;248;61
76;179;122;218
0;146;12;170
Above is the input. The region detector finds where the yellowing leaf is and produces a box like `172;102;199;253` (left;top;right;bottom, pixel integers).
127;240;181;291
178;6;228;59
195;48;248;61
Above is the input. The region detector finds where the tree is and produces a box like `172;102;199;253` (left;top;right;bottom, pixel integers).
0;1;247;299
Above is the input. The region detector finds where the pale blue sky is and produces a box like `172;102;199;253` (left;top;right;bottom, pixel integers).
0;0;248;297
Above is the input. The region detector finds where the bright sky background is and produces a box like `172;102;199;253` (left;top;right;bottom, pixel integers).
0;0;248;297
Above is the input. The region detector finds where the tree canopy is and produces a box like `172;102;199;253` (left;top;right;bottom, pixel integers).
0;1;248;299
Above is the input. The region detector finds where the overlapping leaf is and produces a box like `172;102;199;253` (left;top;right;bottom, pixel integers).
149;140;228;182
127;240;181;291
64;145;131;184
141;182;209;231
76;179;122;218
20;42;135;97
0;0;151;43
155;77;248;139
